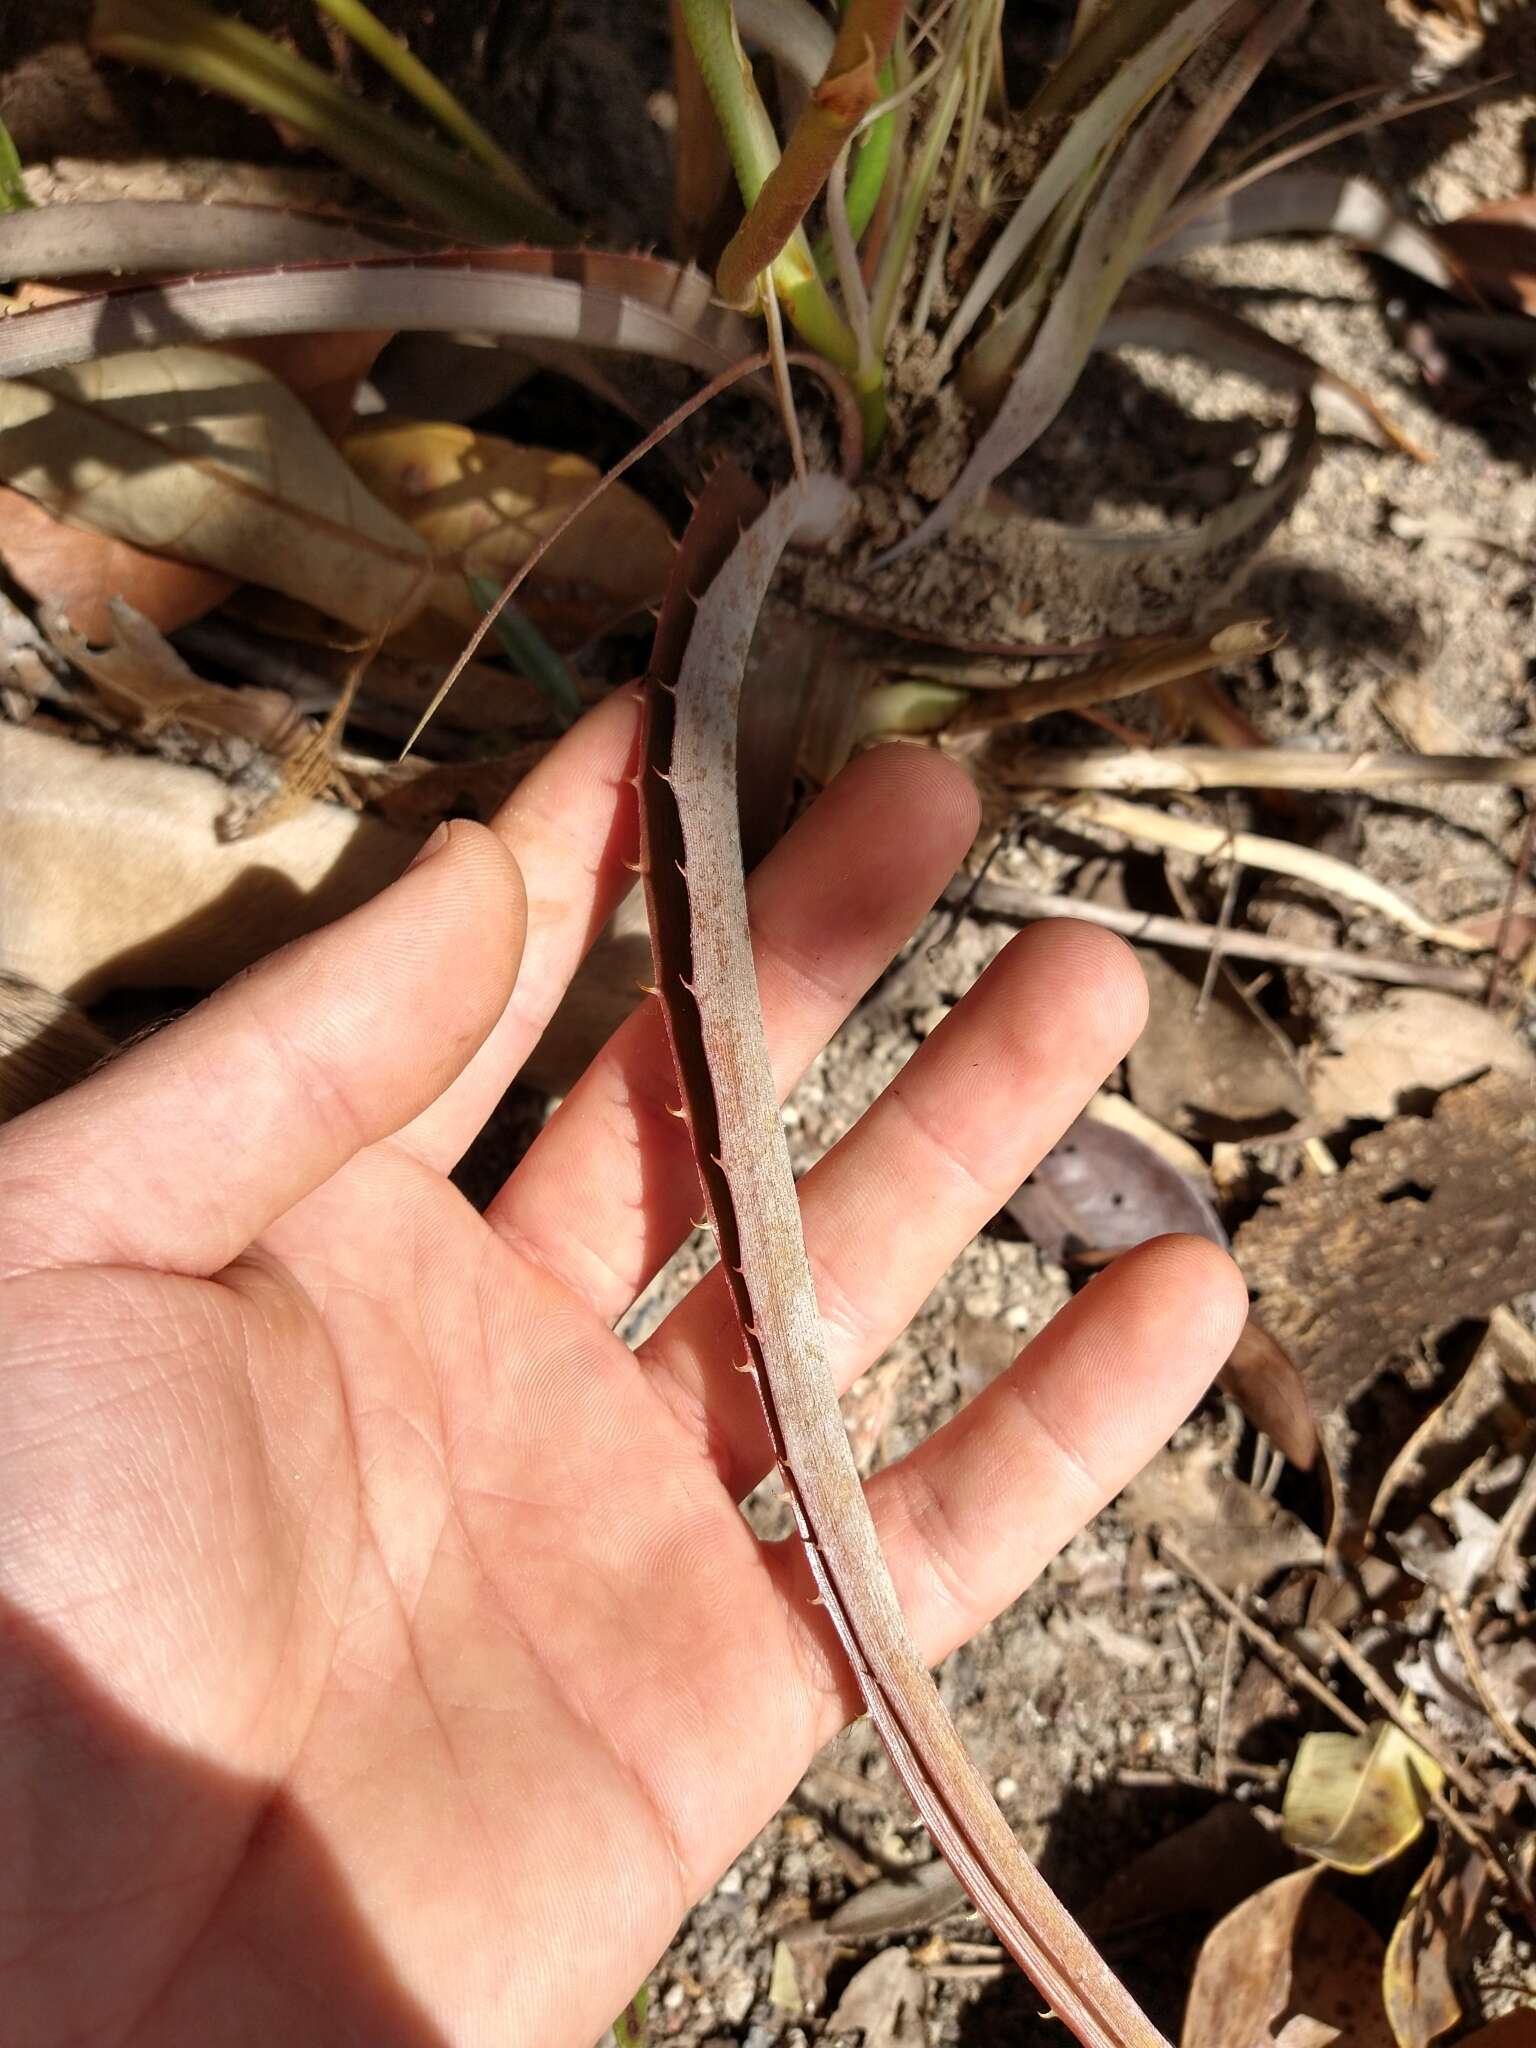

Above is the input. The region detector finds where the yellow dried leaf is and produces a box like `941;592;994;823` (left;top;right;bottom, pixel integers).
342;420;674;653
1282;1723;1446;1874
0;348;428;634
1383;1861;1462;2048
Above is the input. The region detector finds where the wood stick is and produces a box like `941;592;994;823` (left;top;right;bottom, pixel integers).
999;747;1536;793
1050;792;1484;950
950;879;1490;994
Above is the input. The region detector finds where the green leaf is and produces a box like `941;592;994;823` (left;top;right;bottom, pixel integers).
465;572;582;731
0;116;31;213
612;1984;648;2048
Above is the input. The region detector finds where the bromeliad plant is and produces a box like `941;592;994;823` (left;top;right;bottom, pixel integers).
0;4;1500;2042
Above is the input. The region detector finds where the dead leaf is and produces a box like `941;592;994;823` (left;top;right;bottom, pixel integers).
0;720;413;1001
1370;1308;1536;1537
824;1948;927;2048
341;420;674;653
1281;1722;1445;1874
1182;1865;1392;2048
0;347;428;635
1222;1316;1319;1473
1435;196;1536;315
1086;1799;1294;1937
1306;991;1533;1129
1006;1104;1227;1256
826;1860;971;1943
1382;1839;1499;2048
1006;1104;1316;1466
0;328;388;642
0;971;113;1121
1122;1439;1323;1590
41;599;306;754
768;1940;803;2013
1456;2013;1536;2048
1235;1074;1536;1414
0;492;235;645
1127;951;1309;1137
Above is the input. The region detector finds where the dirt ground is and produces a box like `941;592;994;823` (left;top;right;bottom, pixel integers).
4;1;1535;2043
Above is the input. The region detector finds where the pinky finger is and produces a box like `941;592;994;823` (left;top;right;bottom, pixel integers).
777;1234;1249;1743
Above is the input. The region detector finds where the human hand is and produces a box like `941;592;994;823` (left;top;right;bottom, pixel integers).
0;693;1246;2047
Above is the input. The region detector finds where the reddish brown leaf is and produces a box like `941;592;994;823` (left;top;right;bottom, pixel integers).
1435;197;1536;316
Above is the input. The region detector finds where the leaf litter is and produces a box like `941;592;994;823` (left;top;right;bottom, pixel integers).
3;7;1536;2046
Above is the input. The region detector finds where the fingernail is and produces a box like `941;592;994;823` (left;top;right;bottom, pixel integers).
407;821;452;871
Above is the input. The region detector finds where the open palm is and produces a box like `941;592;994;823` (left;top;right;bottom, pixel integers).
0;694;1244;2048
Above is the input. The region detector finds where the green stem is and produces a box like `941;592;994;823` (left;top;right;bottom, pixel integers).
676;0;869;414
310;0;528;186
91;0;572;246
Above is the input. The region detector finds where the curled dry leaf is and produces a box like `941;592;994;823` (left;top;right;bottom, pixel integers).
1306;991;1533;1131
341;421;675;654
0;347;427;636
41;599;306;755
1280;1722;1445;1875
1381;1836;1501;2048
1006;1104;1316;1467
1182;1865;1393;2048
1370;1307;1536;1539
1122;1439;1323;1591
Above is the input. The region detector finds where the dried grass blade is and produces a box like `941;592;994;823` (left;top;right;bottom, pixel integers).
1062;791;1488;949
1149;168;1458;290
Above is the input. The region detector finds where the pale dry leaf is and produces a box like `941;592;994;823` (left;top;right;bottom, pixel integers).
824;1947;927;2048
0;348;428;634
1121;1439;1323;1590
1281;1722;1445;1874
0;328;387;641
341;420;674;654
825;1861;971;1943
1307;991;1533;1129
0;721;413;1001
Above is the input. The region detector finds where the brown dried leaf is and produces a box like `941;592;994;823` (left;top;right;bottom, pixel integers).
1434;196;1536;316
1222;1316;1318;1473
1086;1801;1294;1938
0;329;388;642
1234;1074;1536;1413
0;972;113;1122
1127;951;1309;1138
0;348;427;635
1280;1723;1444;1875
1121;1439;1323;1590
826;1860;971;1943
341;421;674;654
41;599;305;753
1456;2014;1536;2048
1182;1866;1392;2048
1370;1306;1536;1537
1306;991;1533;1130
